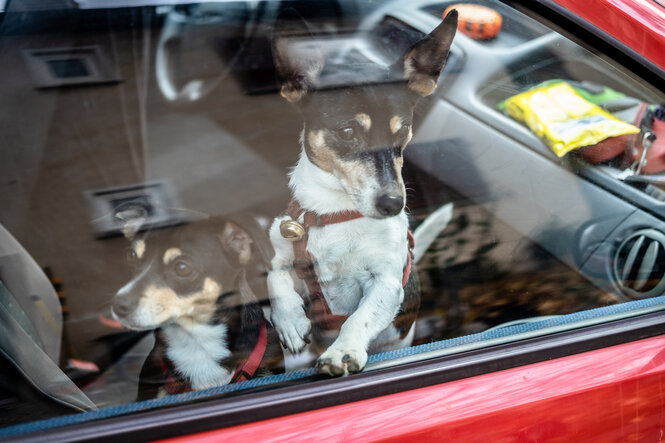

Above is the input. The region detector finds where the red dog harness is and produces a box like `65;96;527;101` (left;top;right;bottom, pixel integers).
285;198;414;331
230;322;268;383
161;322;268;394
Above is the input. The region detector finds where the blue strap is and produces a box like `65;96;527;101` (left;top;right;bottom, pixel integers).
2;294;664;438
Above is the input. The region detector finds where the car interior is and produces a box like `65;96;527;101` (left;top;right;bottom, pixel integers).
1;0;665;432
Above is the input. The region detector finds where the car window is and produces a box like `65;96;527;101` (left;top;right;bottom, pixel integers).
1;0;665;436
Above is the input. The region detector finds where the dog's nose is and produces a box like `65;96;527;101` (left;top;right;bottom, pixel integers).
112;297;133;318
376;193;404;217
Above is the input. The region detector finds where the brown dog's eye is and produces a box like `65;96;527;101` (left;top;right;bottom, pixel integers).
126;249;138;264
336;126;356;141
173;260;193;278
396;124;411;139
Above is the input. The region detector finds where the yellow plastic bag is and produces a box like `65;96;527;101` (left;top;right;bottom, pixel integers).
504;81;640;157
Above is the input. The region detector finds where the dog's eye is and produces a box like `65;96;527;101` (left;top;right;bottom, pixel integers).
126;249;138;264
396;124;411;139
336;126;356;141
173;260;193;278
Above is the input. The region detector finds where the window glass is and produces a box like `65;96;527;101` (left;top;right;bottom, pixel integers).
1;0;665;433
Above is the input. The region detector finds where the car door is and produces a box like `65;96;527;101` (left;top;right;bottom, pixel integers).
1;0;664;441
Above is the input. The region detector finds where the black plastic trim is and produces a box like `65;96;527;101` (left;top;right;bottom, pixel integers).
13;309;665;443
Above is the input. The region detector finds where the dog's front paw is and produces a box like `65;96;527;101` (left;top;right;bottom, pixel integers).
316;346;368;376
271;302;311;353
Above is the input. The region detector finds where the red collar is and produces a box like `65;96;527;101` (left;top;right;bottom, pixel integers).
287;198;363;227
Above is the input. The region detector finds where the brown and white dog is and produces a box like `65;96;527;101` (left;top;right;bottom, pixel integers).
267;12;458;375
111;216;283;399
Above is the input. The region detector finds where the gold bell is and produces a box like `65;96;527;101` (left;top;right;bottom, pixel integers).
280;220;305;242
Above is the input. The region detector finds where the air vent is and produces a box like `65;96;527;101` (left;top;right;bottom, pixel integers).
613;229;665;299
22;46;120;88
83;181;185;238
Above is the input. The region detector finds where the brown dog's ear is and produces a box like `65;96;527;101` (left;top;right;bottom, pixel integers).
272;15;324;103
402;9;458;97
218;221;253;266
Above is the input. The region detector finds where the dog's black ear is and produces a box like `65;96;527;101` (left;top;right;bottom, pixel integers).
272;11;324;103
218;221;253;266
401;9;458;97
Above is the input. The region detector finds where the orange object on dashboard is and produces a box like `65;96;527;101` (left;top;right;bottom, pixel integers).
444;4;503;40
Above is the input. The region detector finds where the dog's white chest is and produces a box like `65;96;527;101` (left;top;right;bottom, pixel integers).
306;215;408;315
162;323;233;390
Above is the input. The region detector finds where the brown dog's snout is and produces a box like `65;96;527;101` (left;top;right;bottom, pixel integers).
112;296;133;318
375;193;404;217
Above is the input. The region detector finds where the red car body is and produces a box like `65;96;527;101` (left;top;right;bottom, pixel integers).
156;2;665;441
553;0;665;71
165;334;665;442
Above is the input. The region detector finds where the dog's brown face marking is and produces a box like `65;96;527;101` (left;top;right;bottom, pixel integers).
389;116;413;146
163;247;182;265
307;129;335;173
355;113;372;131
389;116;402;134
133;240;146;259
139;277;222;326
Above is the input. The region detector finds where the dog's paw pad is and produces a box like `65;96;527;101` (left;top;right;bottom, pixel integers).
316;348;367;376
316;358;332;369
316;358;345;376
342;354;361;372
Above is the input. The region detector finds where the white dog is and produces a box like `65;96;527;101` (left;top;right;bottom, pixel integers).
268;11;458;376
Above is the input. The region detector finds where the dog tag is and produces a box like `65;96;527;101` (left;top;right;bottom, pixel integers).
280;220;305;242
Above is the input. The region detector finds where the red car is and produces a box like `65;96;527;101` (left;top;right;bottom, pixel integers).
1;0;664;441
